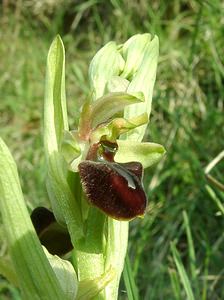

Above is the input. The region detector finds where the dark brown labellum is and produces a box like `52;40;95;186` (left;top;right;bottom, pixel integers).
31;207;73;256
119;161;143;180
78;161;147;220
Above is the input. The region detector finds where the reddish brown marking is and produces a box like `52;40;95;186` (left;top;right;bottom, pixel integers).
78;161;147;220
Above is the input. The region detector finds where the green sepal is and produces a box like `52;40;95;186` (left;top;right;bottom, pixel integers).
61;130;81;165
90;92;144;129
68;141;88;173
89;41;124;100
90;113;148;143
106;76;130;93
43;247;78;300
77;267;115;300
124;35;159;141
78;101;92;140
115;140;166;168
120;33;152;79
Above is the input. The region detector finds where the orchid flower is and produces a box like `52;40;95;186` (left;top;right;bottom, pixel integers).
0;34;165;300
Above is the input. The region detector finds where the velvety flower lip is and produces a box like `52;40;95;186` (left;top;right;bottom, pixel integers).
31;206;55;235
117;161;143;180
31;207;73;256
79;139;147;221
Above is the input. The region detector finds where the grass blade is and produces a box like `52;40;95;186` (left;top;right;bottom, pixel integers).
183;211;199;297
123;254;139;300
169;268;182;300
206;185;224;215
170;242;195;300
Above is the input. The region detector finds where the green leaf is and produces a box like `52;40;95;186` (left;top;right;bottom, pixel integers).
44;35;83;242
46;154;83;241
44;247;78;300
89;41;124;100
44;35;67;224
90;92;144;128
44;35;68;155
124;35;159;141
0;138;66;300
115;140;166;168
77;266;115;300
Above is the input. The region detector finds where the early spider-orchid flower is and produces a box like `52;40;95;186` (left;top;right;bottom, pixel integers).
0;34;165;300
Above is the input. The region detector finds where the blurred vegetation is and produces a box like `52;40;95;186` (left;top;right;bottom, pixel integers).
0;0;224;299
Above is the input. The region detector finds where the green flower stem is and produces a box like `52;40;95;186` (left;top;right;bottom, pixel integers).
0;138;66;300
77;266;116;300
74;218;128;300
104;220;129;300
75;251;105;299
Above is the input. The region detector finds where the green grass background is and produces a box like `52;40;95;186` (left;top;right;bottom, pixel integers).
0;0;224;299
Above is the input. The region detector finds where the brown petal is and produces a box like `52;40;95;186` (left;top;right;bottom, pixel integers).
78;161;147;220
119;161;143;180
31;207;73;256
